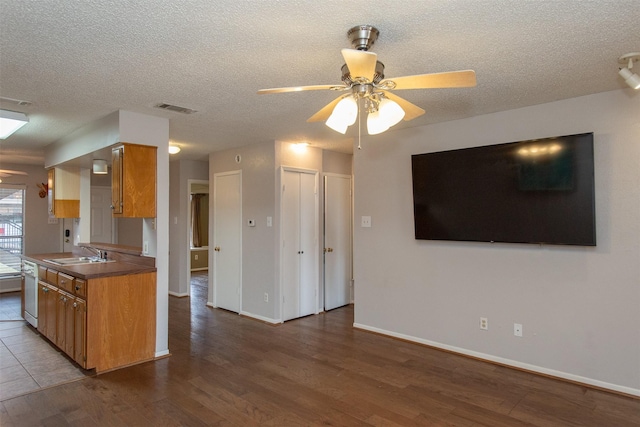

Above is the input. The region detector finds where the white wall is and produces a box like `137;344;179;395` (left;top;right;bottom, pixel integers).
353;89;640;396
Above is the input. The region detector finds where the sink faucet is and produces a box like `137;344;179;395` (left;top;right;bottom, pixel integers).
84;246;107;260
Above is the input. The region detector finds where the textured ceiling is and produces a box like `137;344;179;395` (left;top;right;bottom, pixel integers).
1;0;639;165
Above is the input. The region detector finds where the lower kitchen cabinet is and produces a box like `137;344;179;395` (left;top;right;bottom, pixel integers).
36;267;156;373
73;297;87;367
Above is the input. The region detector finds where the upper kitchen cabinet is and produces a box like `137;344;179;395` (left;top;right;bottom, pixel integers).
47;167;80;218
111;143;157;218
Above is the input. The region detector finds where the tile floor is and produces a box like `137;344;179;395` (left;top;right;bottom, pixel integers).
0;297;90;401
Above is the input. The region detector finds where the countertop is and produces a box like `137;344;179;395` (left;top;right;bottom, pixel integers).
24;253;157;280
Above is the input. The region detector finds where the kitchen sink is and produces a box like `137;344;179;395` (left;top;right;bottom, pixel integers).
43;257;116;266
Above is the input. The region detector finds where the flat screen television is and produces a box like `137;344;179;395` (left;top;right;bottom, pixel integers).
411;132;596;246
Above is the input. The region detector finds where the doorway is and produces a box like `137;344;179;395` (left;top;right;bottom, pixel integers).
187;180;209;299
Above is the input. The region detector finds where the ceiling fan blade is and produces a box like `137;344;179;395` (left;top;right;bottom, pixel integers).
387;70;476;90
307;96;345;123
341;49;377;81
381;91;425;121
0;169;28;176
257;84;340;95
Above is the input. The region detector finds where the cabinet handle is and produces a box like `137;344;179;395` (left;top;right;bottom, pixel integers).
42;287;48;292
75;285;80;291
110;205;115;209
73;302;77;308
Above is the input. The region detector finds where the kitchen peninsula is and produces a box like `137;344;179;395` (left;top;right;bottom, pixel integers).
23;243;157;373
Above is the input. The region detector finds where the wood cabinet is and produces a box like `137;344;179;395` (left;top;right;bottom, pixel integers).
36;264;155;372
38;281;58;343
47;167;80;218
111;143;156;217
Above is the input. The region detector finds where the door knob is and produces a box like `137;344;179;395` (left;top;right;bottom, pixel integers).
214;246;220;252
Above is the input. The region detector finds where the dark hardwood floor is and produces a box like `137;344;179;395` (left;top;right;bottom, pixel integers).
1;272;638;426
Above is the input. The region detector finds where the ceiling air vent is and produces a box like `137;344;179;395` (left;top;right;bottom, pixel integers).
154;103;197;114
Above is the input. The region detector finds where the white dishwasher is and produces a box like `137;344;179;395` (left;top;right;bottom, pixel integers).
23;260;38;327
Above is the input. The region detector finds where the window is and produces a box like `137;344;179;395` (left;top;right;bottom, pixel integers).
0;185;25;277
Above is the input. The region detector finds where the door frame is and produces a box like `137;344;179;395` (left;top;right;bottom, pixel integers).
211;170;242;311
279;166;320;322
185;179;209;298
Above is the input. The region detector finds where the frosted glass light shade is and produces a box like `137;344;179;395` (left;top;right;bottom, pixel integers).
326;96;358;134
168;145;181;154
0;110;28;139
367;98;405;135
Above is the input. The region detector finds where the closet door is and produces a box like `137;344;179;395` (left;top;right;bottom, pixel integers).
213;171;242;313
282;170;317;321
324;174;352;311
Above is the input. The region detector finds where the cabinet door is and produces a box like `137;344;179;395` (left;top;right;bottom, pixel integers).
111;146;123;214
73;298;87;368
62;292;75;357
56;290;68;350
44;284;58;343
47;168;55;216
37;281;48;334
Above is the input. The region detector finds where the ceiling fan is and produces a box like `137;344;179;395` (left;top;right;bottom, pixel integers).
258;25;477;137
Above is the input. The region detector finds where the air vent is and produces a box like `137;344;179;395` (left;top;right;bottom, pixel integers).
154;103;197;114
0;96;32;106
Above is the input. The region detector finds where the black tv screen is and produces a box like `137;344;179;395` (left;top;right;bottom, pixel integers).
411;133;596;246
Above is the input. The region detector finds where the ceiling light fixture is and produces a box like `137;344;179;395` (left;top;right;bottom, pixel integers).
618;52;640;90
168;145;181;154
0;109;29;139
92;159;108;174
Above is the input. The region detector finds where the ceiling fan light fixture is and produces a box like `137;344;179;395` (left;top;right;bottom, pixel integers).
325;96;358;134
0;109;28;139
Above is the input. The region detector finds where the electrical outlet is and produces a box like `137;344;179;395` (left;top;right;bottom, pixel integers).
361;216;372;227
480;317;488;330
514;323;523;337
264;293;269;303
143;241;149;254
194;254;198;260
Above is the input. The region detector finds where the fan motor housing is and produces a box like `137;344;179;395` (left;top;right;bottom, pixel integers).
347;25;379;51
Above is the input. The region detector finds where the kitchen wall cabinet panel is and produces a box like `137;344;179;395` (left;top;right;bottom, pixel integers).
47;167;80;218
111;143;156;218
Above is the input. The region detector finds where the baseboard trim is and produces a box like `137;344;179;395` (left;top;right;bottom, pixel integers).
240;310;281;325
155;349;170;358
168;291;189;298
353;322;640;399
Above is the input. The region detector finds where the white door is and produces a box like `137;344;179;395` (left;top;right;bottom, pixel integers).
324;175;352;311
213;171;242;313
90;186;113;243
282;170;318;321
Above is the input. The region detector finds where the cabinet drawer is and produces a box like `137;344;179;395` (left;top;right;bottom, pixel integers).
38;265;47;281
57;272;74;293
46;269;58;286
74;278;87;299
